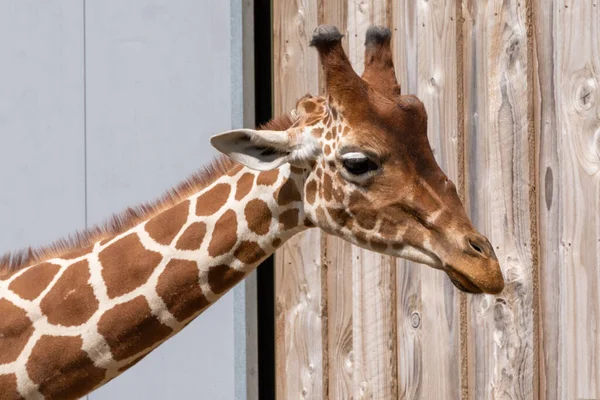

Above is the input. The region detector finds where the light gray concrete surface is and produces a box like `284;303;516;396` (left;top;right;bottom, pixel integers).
0;1;253;398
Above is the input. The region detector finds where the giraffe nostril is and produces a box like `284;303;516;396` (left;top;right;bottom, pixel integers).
467;235;490;258
470;240;483;255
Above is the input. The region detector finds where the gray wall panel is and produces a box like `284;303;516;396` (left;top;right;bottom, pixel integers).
0;1;85;254
0;1;244;398
84;1;236;398
85;0;230;222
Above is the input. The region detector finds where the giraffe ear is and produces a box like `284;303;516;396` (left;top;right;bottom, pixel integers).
210;128;320;171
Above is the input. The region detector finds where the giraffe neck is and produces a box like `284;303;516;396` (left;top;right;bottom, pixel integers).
0;163;308;399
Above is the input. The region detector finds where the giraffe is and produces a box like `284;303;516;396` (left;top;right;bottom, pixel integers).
0;25;504;399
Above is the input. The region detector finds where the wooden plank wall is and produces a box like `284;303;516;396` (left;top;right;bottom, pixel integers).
273;0;600;399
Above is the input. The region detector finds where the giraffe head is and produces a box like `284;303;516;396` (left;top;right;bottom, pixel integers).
212;25;504;294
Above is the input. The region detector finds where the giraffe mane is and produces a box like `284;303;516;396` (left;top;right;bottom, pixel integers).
0;113;295;274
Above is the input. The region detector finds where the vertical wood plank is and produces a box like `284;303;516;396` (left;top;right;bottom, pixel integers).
462;1;535;399
321;3;353;400
325;236;354;399
536;1;600;399
393;1;463;399
393;3;424;399
345;3;398;399
352;249;398;400
272;1;322;399
532;3;560;399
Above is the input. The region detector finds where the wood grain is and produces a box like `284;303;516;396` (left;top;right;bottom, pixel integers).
320;2;354;400
352;249;398;400
344;4;399;399
393;1;463;399
273;1;323;399
325;235;354;400
535;1;600;399
462;1;535;399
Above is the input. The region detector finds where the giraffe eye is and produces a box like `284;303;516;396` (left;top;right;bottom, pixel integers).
341;153;379;175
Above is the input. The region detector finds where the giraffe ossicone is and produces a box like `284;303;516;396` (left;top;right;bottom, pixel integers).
0;24;504;399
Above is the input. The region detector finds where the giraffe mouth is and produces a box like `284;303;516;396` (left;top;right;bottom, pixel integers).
446;270;483;294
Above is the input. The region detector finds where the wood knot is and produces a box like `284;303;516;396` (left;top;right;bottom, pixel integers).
544;167;553;210
410;311;421;328
358;1;368;14
572;70;597;114
506;36;523;66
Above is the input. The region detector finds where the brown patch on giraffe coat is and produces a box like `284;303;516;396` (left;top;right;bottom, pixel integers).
156;258;208;322
290;166;305;175
301;101;316;113
322;173;333;202
99;234;163;299
234;241;266;264
324;145;331;156
0;374;21;400
27;335;106;399
207;210;238;257
272;238;282;248
145;200;190;245
325;130;333;140
306;116;320;126
379;218;398;238
305;180;317;205
245;199;272;236
208;265;246;295
303;217;315;227
312;127;324;137
279;209;299;231
117;354;147;373
342;126;350;136
235;173;255;200
0;299;33;364
355;231;370;248
196;184;231;217
98;296;173;361
316;168;323;179
175;222;207;251
40;260;99;327
61;246;93;260
349;192;377;230
275;179;302;205
370;240;388;253
327;207;352;229
257;170;279;186
9;262;61;300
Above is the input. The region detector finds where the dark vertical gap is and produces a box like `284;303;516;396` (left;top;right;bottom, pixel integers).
83;0;88;230
254;0;275;399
